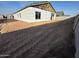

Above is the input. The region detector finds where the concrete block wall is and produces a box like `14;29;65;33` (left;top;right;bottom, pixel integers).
0;17;75;57
74;14;79;58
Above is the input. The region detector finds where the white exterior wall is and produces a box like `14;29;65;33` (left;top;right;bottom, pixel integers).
7;15;14;19
13;7;52;22
0;15;3;19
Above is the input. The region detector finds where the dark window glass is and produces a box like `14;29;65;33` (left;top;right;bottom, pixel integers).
35;12;41;19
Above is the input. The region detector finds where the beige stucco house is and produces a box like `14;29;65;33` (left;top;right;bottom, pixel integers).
13;2;56;22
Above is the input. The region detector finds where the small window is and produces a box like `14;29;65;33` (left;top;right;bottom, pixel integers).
17;14;19;17
35;12;41;19
19;13;21;18
17;13;21;18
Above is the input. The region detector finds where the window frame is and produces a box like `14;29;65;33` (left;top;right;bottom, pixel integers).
35;11;41;20
19;13;21;18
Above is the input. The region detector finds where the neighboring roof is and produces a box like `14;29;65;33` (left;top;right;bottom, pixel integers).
14;1;56;14
56;11;64;13
56;11;62;13
56;11;64;15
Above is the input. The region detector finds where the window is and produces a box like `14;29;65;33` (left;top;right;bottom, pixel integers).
17;13;21;18
17;14;19;17
35;12;41;19
19;13;21;18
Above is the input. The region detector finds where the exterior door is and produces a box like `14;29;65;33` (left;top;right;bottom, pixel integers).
51;13;54;20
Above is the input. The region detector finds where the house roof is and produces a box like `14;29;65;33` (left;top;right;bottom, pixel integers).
14;1;56;14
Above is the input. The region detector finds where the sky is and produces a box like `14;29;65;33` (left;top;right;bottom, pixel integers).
0;1;79;15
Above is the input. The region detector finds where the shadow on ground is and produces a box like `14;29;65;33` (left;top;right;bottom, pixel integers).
0;17;76;58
